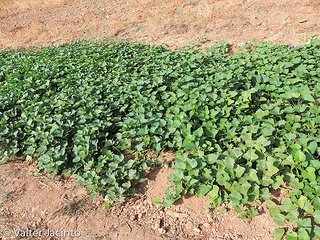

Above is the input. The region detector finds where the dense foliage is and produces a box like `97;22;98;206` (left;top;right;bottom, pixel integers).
1;40;320;239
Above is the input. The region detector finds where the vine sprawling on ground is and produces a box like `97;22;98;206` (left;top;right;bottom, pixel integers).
0;39;320;239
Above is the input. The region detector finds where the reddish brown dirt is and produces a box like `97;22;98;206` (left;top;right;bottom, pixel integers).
0;161;278;240
0;0;319;49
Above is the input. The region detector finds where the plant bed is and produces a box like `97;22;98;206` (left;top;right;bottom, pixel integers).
1;39;320;239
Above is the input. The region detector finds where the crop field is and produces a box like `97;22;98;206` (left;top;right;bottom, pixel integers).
0;39;320;239
1;0;320;240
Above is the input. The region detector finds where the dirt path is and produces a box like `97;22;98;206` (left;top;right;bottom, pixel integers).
0;161;278;240
0;0;319;49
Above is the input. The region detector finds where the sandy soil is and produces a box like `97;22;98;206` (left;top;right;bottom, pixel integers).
0;161;278;240
0;0;319;49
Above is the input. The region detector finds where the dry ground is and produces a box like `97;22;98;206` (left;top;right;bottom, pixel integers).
0;161;278;240
0;0;320;239
0;0;319;49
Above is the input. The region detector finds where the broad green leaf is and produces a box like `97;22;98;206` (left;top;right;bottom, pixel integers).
307;141;317;154
244;149;259;161
266;159;279;177
235;166;246;178
301;167;316;181
299;85;315;102
187;158;198;169
293;150;306;162
271;212;286;226
239;181;251;195
248;169;260;183
207;185;220;200
175;162;187;170
255;109;269;118
207;153;219;164
297;195;308;209
297;228;310;240
273;228;285;240
197;184;212;196
285;231;298;240
314;210;320;224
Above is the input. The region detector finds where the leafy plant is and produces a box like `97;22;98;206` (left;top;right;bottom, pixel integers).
1;39;320;239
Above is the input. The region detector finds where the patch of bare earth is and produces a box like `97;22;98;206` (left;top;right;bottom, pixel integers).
0;0;319;49
0;161;278;240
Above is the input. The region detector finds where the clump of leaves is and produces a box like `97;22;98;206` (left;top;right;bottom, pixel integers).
0;39;320;239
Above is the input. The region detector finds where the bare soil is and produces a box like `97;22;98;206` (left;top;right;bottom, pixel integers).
1;0;319;239
0;0;319;49
0;161;278;240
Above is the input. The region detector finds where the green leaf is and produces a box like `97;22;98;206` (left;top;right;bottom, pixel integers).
175;161;187;170
182;135;197;150
239;181;251;195
194;127;203;137
307;141;317;154
271;212;286;226
299;85;315;102
261;187;270;200
314;210;320;224
297;228;310;240
136;142;144;151
257;135;271;147
293;150;306;162
244;149;259;161
187;158;198;169
314;197;320;210
297;195;308;209
297;217;312;228
231;148;243;158
104;199;112;209
235;166;246;178
285;231;298;240
248;169;260;183
273;228;285;240
314;226;320;239
207;185;220;200
266;158;279;177
290;144;301;151
197;184;212;196
207;153;219;164
287;209;299;221
281;198;294;212
255;109;269;118
301;167;316;181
